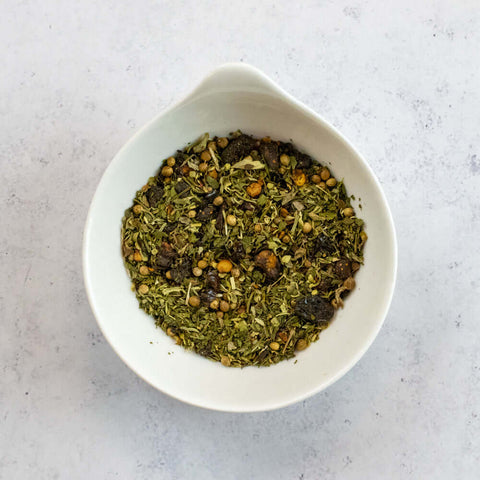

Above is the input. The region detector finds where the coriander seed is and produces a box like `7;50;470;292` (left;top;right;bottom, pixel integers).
201;150;211;162
302;222;313;234
139;265;150;275
295;339;308;351
326;177;337;187
217;137;228;149
320;167;330;181
197;259;208;269
188;295;201;307
213;196;224;206
220;300;230;312
161;166;173;177
269;342;280;351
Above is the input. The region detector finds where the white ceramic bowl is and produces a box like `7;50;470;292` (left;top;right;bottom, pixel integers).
83;63;397;412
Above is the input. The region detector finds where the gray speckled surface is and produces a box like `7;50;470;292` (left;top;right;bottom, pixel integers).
1;1;479;478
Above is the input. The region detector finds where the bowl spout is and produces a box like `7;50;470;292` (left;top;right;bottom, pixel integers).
185;63;284;100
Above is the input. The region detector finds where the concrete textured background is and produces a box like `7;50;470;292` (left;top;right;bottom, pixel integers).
1;1;479;478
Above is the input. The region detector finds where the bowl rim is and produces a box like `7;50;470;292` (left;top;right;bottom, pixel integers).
82;62;397;412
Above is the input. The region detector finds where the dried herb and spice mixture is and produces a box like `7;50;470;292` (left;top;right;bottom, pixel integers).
121;132;367;367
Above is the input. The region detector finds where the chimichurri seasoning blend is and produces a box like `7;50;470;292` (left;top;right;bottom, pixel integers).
121;132;367;367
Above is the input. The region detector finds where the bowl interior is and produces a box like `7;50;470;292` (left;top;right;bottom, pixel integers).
83;85;396;412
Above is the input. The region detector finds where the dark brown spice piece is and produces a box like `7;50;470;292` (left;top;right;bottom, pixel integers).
153;242;177;270
174;150;188;167
254;249;282;281
164;222;176;234
314;234;336;255
296;152;313;169
281;143;312;169
294;295;334;324
221;134;256;163
196;341;212;357
259;142;279;171
230;241;246;262
200;289;217;306
256;349;269;363
197;204;215;221
215;207;225;231
334;258;352;280
205;269;220;290
170;258;192;284
317;278;332;293
174;180;190;197
147;185;164;208
240;201;256;213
